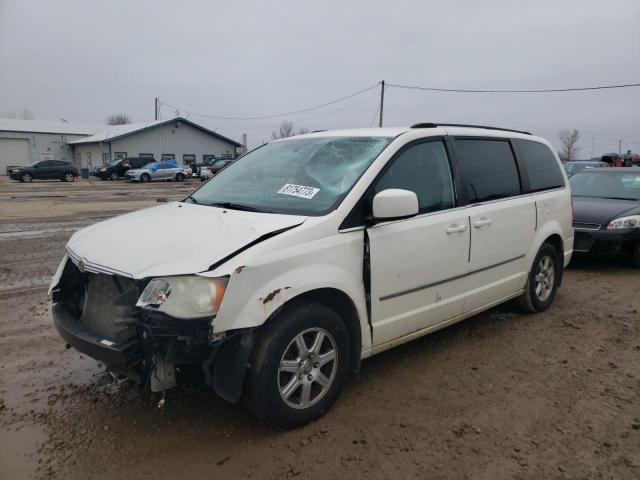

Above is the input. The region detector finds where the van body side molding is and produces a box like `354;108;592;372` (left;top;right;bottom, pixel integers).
379;254;526;301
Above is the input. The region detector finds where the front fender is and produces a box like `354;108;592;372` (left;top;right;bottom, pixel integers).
207;230;371;352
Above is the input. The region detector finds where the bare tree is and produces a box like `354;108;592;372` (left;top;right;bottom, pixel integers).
2;107;34;120
559;129;581;161
271;121;310;139
272;121;295;140
107;113;131;125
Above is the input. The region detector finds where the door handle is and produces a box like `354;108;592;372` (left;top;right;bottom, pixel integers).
473;218;492;228
445;223;468;234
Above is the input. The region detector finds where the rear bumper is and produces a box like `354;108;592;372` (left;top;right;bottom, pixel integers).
573;229;640;255
52;303;140;368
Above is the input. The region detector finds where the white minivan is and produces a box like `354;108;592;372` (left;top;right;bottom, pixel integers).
50;124;573;428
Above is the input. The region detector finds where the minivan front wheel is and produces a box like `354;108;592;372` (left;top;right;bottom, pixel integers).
520;243;560;312
245;302;350;428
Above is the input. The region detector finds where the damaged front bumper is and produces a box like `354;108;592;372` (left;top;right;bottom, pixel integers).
53;303;140;368
50;257;255;402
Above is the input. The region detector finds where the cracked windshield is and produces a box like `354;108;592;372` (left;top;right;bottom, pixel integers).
189;136;392;214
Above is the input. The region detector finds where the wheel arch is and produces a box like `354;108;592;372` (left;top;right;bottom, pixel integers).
259;287;362;381
528;229;566;286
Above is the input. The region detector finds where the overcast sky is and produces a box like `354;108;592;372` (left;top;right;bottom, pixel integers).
1;0;639;154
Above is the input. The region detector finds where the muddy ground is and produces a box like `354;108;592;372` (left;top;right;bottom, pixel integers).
0;176;638;480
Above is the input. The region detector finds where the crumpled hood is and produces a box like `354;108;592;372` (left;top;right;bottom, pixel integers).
67;202;306;279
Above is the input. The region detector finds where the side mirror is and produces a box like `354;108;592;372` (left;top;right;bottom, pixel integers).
372;189;419;220
122;163;131;169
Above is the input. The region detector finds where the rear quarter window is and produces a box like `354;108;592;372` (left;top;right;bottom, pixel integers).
513;139;565;192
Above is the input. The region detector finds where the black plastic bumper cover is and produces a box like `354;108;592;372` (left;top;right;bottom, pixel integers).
52;303;140;368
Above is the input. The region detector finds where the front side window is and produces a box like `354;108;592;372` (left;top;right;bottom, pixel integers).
513;139;564;192
190;136;393;215
373;141;455;213
456;139;520;203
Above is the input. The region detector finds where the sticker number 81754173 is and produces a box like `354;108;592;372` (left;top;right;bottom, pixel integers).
277;184;320;199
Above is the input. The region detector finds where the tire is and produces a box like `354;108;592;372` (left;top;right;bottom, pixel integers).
21;173;32;183
110;172;118;181
62;172;75;182
175;173;185;182
519;242;561;312
140;173;151;183
244;302;350;429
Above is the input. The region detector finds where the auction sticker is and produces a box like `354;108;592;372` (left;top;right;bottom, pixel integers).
277;184;320;199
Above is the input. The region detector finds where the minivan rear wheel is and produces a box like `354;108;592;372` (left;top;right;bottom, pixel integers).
245;302;350;429
519;242;560;312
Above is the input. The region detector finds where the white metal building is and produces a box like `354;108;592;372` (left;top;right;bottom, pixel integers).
0;119;100;174
68;118;241;170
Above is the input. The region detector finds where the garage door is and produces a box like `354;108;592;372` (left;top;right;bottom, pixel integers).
0;138;31;174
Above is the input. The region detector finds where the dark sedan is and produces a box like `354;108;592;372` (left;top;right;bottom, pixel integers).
570;168;640;267
9;160;79;183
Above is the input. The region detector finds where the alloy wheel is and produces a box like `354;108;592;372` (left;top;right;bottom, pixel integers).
534;255;555;302
278;328;338;410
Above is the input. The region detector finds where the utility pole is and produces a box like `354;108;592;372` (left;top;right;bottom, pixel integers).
378;80;385;127
618;139;623;155
154;97;159;121
591;137;594;158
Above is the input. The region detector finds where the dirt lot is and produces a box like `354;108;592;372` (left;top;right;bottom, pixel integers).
0;176;638;480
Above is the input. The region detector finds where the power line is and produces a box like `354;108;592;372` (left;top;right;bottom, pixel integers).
159;84;378;121
218;94;379;134
369;99;381;127
386;81;640;93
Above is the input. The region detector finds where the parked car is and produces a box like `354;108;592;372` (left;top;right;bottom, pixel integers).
199;159;236;181
9;160;78;183
125;159;187;182
50;124;573;428
570;167;640;266
97;157;156;180
563;161;608;177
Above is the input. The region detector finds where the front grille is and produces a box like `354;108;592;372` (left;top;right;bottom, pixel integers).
80;273;139;344
573;222;601;231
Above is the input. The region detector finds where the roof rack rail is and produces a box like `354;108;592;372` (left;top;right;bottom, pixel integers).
410;123;531;135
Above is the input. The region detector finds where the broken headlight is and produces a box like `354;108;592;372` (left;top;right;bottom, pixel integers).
136;276;228;319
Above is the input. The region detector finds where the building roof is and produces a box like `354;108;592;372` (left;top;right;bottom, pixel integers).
68;117;241;147
0;118;103;135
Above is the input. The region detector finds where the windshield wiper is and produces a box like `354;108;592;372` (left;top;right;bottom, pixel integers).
208;202;263;212
184;195;199;204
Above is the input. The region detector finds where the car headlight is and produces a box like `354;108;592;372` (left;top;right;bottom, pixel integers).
136;276;228;319
607;215;640;230
99;168;106;172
